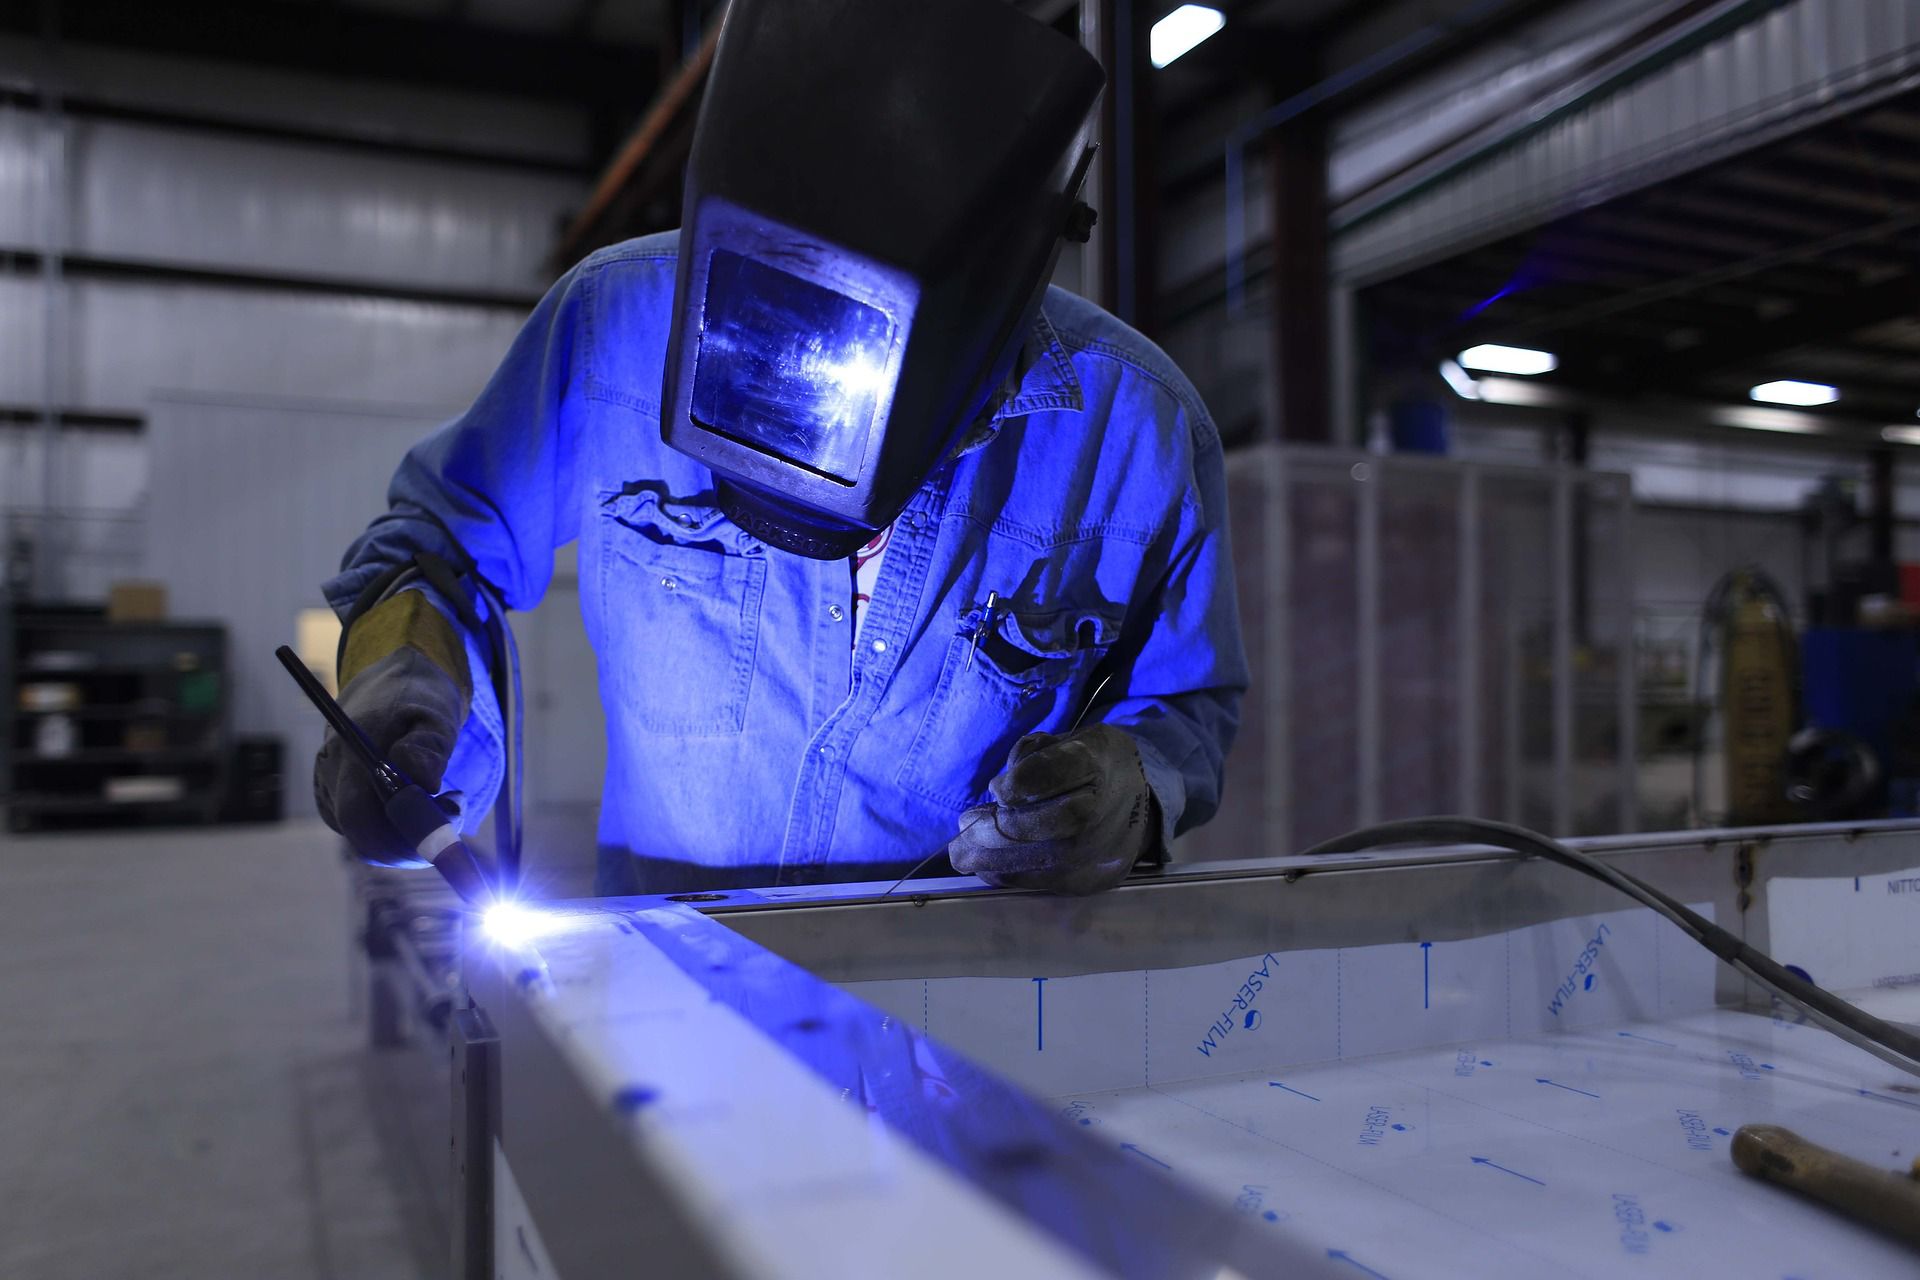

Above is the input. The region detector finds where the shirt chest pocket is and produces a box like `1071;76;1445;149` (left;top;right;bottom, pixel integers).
596;489;766;736
895;601;1121;811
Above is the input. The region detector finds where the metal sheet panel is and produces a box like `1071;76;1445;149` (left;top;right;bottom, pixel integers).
69;121;584;292
0;272;46;406
143;393;608;838
144;394;457;819
0;104;45;247
0;420;146;599
68;277;523;410
1327;0;1662;201
475;825;1920;1279
1334;0;1920;285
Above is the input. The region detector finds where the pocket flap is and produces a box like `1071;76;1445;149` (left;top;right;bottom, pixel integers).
995;606;1122;660
600;486;762;557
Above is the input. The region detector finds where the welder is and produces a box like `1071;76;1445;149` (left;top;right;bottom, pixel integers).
312;0;1247;898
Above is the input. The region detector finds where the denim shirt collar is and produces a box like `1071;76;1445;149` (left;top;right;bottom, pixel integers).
1001;310;1083;417
950;311;1083;458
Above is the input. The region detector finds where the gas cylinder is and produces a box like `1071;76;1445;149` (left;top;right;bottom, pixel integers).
1723;574;1794;824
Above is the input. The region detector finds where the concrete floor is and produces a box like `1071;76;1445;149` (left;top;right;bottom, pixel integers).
0;819;435;1280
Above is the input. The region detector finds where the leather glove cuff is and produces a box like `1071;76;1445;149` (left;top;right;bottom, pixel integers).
948;723;1158;895
340;589;472;702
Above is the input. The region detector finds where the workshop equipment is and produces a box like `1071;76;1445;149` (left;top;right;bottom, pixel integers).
1801;627;1915;815
1717;570;1796;824
274;645;493;904
1733;1124;1920;1249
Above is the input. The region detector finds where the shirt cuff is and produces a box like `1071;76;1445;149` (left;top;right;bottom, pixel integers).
1126;731;1185;862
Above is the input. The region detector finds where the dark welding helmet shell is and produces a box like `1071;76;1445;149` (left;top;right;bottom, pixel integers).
660;0;1105;559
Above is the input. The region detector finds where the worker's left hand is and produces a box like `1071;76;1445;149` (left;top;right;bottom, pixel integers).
948;724;1158;895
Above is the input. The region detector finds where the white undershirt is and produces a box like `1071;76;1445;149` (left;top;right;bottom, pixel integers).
851;525;891;645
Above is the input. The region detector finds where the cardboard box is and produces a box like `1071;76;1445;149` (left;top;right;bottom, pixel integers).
107;580;168;622
18;682;80;712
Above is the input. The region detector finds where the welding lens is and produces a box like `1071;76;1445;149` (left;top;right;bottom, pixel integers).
690;250;896;484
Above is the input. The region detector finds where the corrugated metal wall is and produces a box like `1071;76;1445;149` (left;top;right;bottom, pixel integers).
145;393;607;838
60;281;527;410
1333;0;1920;285
0;47;590;599
68;123;576;292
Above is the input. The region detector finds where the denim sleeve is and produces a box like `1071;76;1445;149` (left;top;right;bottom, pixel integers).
1100;416;1249;855
323;262;590;617
321;263;591;826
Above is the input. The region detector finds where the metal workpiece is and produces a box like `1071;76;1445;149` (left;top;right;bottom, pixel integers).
450;1007;499;1280
713;821;1920;990
460;821;1920;1278
465;896;1323;1280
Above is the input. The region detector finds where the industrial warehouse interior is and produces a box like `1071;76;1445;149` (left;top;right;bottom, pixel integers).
4;0;1920;1276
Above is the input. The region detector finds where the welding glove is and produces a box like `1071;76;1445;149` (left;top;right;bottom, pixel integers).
947;724;1158;895
313;592;470;868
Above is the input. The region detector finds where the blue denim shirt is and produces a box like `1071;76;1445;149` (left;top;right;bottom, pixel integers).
326;232;1246;892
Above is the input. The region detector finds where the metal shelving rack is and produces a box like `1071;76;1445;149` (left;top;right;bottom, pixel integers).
6;607;230;832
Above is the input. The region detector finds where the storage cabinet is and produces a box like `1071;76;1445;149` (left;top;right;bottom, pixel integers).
6;608;230;832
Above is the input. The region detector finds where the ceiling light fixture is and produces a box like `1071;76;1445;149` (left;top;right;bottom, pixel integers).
1150;5;1225;68
1438;359;1481;400
1883;425;1920;446
1477;377;1560;407
1712;406;1825;435
1458;344;1558;376
1749;380;1839;407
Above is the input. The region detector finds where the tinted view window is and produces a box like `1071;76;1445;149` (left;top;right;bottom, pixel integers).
691;249;895;483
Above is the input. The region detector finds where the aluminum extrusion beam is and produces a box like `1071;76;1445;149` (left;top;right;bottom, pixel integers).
462;820;1920;1278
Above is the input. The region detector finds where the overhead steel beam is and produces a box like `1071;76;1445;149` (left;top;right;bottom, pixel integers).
0;0;659;111
1444;204;1920;356
0;85;592;175
1617;272;1920;384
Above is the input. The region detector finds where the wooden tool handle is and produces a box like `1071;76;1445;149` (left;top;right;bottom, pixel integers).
1732;1124;1920;1248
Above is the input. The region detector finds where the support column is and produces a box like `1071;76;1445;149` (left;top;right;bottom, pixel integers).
1567;410;1592;646
1084;0;1156;334
35;17;66;603
1267;48;1331;442
1871;446;1895;568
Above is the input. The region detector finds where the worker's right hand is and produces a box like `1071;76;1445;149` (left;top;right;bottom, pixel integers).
314;595;470;867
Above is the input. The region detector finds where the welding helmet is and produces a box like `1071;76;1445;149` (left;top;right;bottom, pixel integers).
660;0;1106;559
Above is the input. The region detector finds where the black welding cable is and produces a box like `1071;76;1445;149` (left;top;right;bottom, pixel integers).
1302;816;1920;1080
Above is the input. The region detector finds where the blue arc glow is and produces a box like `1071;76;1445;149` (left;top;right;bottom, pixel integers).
482;900;553;947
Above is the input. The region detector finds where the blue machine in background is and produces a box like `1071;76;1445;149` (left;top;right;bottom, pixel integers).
1801;628;1920;816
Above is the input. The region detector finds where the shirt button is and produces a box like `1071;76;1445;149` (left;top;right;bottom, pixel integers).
660;576;678;591
828;604;845;622
871;639;887;654
818;745;835;760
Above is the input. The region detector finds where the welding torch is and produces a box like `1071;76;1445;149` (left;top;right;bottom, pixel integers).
274;645;494;905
